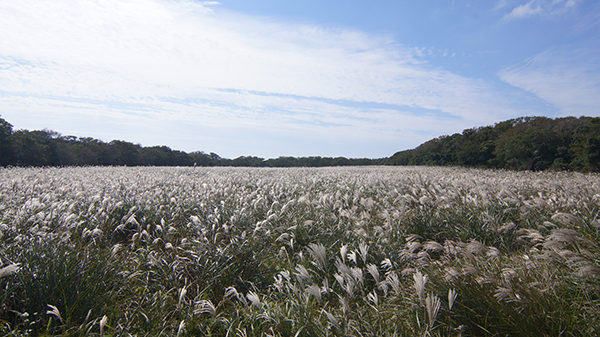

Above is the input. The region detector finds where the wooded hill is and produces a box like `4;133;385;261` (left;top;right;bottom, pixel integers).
1;115;599;171
389;116;600;172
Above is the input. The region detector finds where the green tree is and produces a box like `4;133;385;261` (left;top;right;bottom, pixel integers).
109;140;141;166
570;119;600;172
0;116;13;166
11;130;58;166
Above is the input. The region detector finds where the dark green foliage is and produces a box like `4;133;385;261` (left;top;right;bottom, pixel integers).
0;117;14;166
2;115;600;171
387;116;600;172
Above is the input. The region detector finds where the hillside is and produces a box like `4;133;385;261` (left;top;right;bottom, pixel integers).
389;116;600;172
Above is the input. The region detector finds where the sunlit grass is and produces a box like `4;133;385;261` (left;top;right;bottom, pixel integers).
0;166;598;335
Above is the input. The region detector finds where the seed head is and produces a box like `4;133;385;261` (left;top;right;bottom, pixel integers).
413;270;428;300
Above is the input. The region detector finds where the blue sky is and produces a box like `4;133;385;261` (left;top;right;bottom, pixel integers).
1;0;599;158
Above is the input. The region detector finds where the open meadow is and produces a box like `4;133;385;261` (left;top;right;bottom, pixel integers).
1;166;599;336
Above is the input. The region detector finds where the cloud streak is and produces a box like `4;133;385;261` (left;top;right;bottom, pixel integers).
502;0;580;20
499;41;600;116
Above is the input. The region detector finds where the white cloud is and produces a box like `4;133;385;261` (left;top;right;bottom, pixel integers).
503;0;581;20
0;0;515;113
0;0;529;157
499;43;600;116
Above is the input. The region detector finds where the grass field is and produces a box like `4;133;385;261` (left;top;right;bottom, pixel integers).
1;166;599;336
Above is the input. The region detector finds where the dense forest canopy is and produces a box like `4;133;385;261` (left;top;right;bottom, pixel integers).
388;116;600;172
1;115;599;171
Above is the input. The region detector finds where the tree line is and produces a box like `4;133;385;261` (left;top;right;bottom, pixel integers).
388;116;600;172
0;117;378;167
1;115;599;171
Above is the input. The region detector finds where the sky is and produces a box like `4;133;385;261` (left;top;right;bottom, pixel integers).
1;0;599;159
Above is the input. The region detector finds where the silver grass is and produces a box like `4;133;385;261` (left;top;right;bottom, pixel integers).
401;267;416;276
323;309;341;331
576;265;600;277
358;242;369;265
334;273;345;288
413;270;428;300
110;244;122;258
307;243;327;271
406;241;423;253
99;315;108;336
176;320;185;337
448;288;457;311
273;273;286;292
367;291;379;306
224;286;240;300
551;212;582;227
91;227;103;238
335;258;352;276
466;240;487;255
194;300;217;316
344;279;356;298
366;263;380;283
494;287;514;302
338;295;350;316
305;284;322;303
294;265;312;283
462;265;480;277
0;263;21;278
546;228;595;249
423;240;444;254
340;244;348;264
246;291;263;311
351;267;364;286
178;286;187;307
347;251;357;264
426;293;441;327
385;271;401;295
46;304;62;323
380;258;393;272
486;246;500;258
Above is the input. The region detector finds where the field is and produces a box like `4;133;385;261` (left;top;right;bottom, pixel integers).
1;166;599;336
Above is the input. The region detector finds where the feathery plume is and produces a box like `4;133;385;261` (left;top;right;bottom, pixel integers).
194;300;217;316
448;288;457;311
246;291;263;311
176;320;186;337
178;286;187;307
426;293;441;327
340;244;348;264
358;242;369;265
307;243;327;271
413;270;428;300
323;309;341;331
99;315;108;336
0;263;21;278
367;263;380;283
46;304;62;323
305;284;322;303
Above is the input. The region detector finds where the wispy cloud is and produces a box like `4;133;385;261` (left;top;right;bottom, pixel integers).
573;1;600;33
502;0;581;20
493;0;510;11
499;41;600;116
0;0;529;157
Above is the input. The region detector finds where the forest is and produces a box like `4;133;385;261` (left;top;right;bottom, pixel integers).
1;115;599;171
388;116;600;172
0;116;379;167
